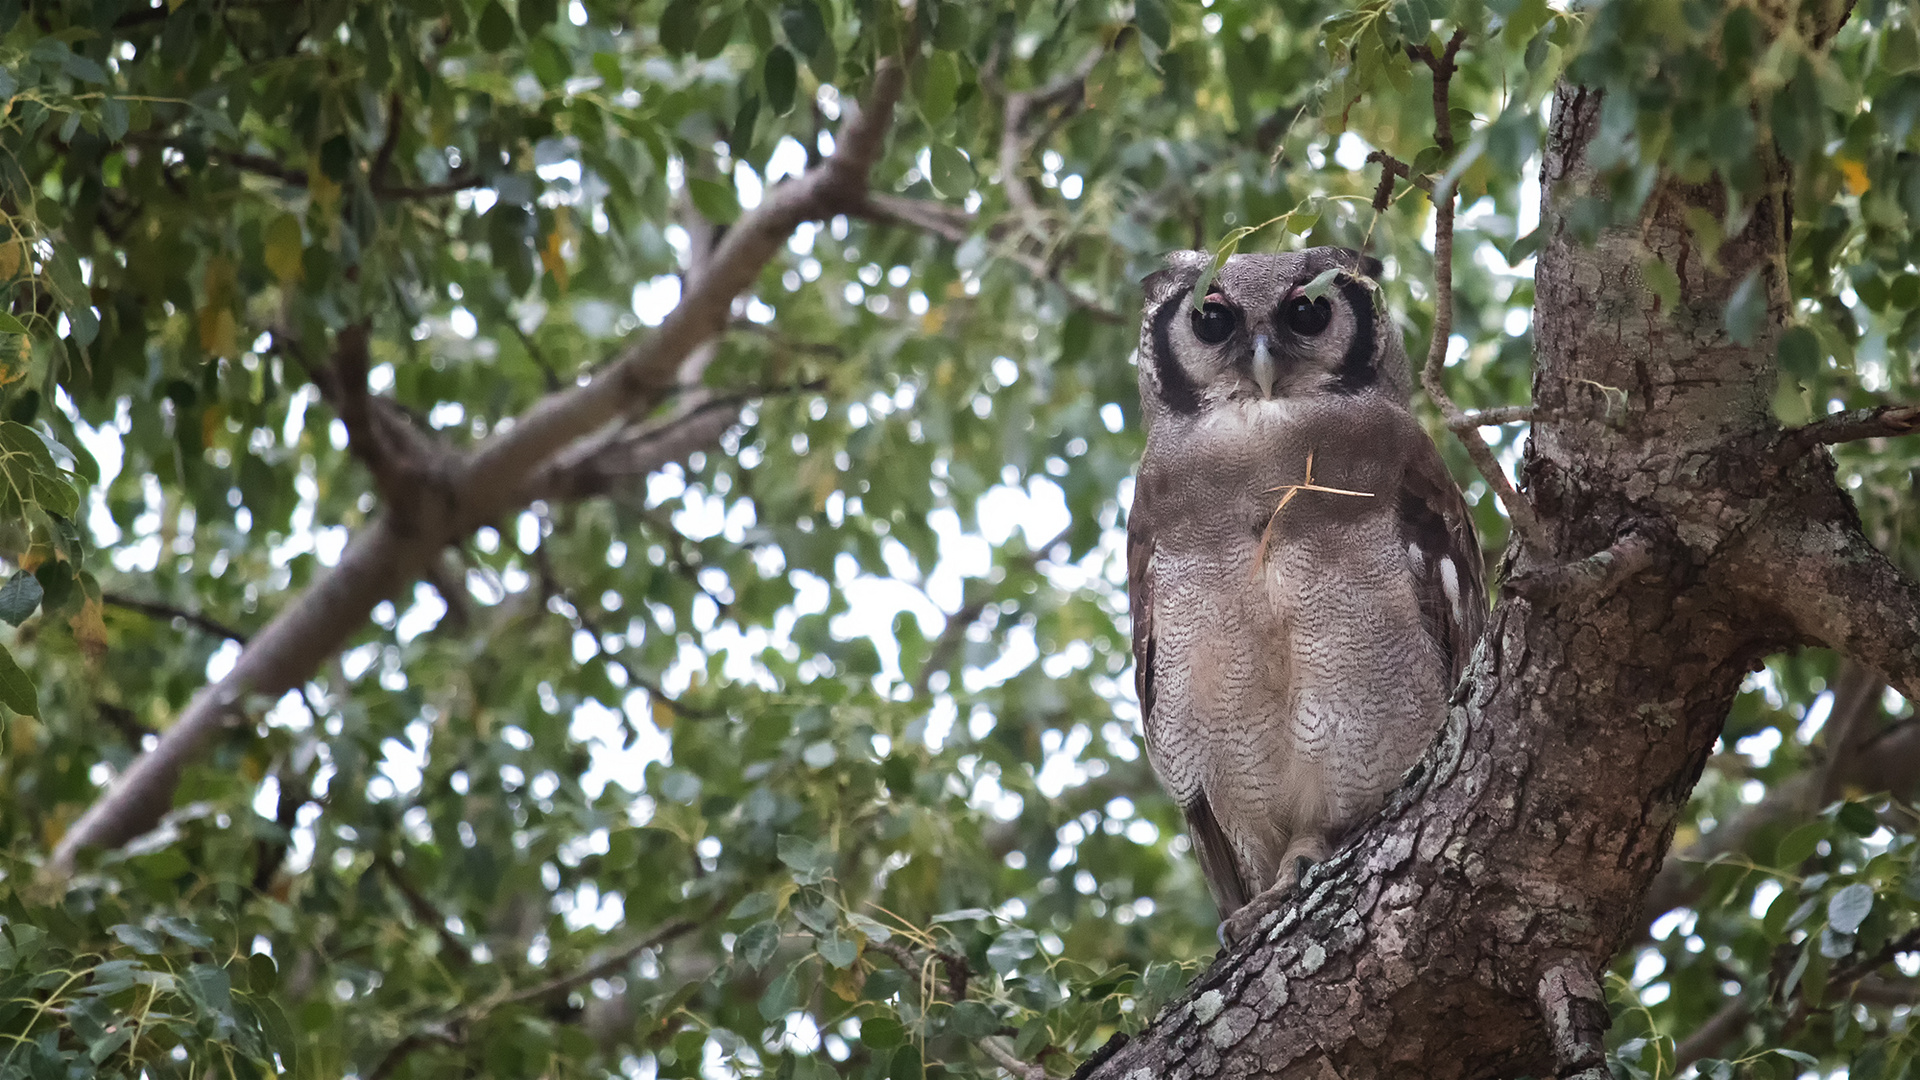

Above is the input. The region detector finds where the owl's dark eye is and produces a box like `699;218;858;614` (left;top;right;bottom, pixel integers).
1283;295;1334;336
1191;301;1237;344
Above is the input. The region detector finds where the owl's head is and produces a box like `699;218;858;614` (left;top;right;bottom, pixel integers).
1136;247;1407;423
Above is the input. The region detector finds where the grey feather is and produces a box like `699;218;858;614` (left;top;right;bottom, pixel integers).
1127;247;1487;932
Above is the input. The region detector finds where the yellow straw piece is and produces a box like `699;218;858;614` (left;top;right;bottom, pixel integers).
1253;451;1375;577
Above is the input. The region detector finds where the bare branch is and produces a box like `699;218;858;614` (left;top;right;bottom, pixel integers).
847;193;1126;323
1752;514;1920;705
102;592;249;644
1673;998;1749;1072
980;1035;1049;1080
528;392;745;504
1452;404;1535;429
1504;529;1658;608
376;853;475;969
1403;30;1545;551
499;916;703;1007
1639;664;1892;941
1422;175;1546;550
1783;403;1920;451
48;60;907;874
910;524;1072;697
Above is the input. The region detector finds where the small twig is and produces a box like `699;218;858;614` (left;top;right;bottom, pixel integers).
1254;449;1375;574
847;193;1125;322
366;1029;460;1080
1452;405;1535;430
376;853;474;969
1673;997;1749;1072
102;592;249;644
911;524;1072;697
980;1035;1049;1080
501;914;706;1007
1423;174;1544;548
371;92;403;191
1783;404;1920;452
1503;530;1657;607
1364;150;1432;212
1407;28;1469;156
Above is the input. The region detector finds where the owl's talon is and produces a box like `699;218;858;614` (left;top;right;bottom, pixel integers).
1221;883;1290;945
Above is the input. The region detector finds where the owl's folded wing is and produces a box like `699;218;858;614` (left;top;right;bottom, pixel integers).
1128;484;1252;915
1397;443;1490;688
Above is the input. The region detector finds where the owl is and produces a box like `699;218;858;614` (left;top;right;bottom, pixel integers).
1127;247;1487;944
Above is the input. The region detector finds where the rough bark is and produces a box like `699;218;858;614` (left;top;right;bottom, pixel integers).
1082;74;1905;1079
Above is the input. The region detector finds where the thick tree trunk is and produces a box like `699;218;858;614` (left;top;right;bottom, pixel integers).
1083;72;1918;1080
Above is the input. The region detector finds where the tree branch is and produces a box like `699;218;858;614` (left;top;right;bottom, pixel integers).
1638;662;1903;940
48;59;907;874
1750;511;1920;706
1406;32;1546;552
102;592;249;644
363;914;706;1080
1782;403;1920;452
1503;528;1658;608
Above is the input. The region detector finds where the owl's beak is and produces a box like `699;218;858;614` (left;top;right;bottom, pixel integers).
1250;334;1277;399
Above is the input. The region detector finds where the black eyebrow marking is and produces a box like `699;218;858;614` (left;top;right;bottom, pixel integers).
1151;284;1204;414
1328;277;1377;394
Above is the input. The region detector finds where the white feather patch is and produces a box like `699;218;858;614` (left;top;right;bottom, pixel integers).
1440;557;1463;624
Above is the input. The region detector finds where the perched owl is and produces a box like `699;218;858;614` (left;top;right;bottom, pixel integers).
1127;247;1487;944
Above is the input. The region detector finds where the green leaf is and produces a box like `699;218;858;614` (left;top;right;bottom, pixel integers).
0;571;41;626
860;1015;906;1050
1776;819;1826;867
687;177;741;224
477;0;516;50
921;52;960;127
1777;326;1821;378
519;0;557;34
1836;800;1879;836
765;47;798;115
738;921;781;970
947;1001;998;1038
927;145;973;199
759;966;800;1022
0;642;38;718
660;0;700;54
1301;267;1343;301
1827;882;1874;934
816;929;858;968
780;0;826;56
110;924;164;954
1134;0;1171;48
985;927;1036;975
0;313;24;335
777;834;833;883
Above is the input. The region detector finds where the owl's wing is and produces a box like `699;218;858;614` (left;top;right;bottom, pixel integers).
1128;481;1251;914
1398;441;1489;688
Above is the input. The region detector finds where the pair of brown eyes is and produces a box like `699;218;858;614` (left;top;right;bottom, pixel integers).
1191;295;1333;344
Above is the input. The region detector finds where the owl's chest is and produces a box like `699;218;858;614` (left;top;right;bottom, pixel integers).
1144;399;1411;546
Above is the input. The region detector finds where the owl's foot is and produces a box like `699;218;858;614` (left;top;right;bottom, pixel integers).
1220;855;1317;945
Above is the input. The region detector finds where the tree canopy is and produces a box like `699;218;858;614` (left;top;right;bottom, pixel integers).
5;0;1920;1077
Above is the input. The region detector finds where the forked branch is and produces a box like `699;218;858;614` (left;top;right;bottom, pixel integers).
48;60;908;874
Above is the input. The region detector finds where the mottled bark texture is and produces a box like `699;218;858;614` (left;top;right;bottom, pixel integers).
1083;77;1920;1080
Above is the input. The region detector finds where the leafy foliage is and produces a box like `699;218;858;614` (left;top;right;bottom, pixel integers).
3;0;1920;1076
